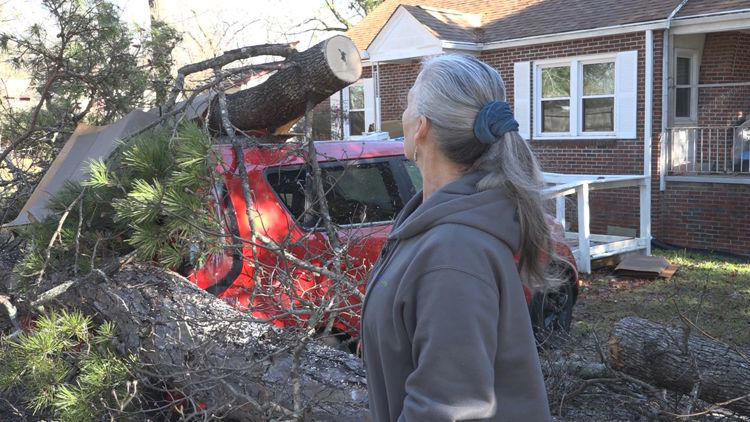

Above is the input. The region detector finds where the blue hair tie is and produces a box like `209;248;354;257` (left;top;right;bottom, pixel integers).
473;101;519;144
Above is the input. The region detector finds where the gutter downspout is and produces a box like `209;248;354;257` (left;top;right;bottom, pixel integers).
661;0;689;191
375;61;382;132
644;29;654;255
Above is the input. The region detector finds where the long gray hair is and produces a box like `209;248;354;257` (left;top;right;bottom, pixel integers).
412;54;558;292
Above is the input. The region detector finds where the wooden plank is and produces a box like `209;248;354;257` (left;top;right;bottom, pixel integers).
564;233;631;243
589;239;647;260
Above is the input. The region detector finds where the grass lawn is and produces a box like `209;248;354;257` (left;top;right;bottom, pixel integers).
572;248;750;348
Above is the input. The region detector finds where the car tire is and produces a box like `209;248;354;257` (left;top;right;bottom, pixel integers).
529;269;577;338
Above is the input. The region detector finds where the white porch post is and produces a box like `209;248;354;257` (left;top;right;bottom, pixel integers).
644;29;654;255
555;195;566;230
576;183;591;274
639;178;652;255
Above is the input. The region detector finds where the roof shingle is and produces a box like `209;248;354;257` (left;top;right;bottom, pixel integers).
346;0;750;52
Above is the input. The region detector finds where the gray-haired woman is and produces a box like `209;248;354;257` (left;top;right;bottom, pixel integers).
360;54;555;421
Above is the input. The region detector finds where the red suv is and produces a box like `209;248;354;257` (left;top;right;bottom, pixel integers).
189;140;578;341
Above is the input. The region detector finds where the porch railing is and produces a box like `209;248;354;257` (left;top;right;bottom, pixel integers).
668;126;750;175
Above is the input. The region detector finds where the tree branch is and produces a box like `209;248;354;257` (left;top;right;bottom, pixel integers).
165;43;298;110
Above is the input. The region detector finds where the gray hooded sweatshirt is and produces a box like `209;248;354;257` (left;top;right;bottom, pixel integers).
361;171;551;422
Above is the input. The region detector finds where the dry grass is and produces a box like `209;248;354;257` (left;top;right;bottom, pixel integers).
573;248;750;349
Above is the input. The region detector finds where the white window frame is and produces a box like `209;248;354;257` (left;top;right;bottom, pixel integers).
673;48;699;125
342;81;365;139
533;53;617;140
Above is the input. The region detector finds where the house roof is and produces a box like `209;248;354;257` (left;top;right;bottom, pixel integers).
676;0;750;18
400;5;479;43
347;0;750;52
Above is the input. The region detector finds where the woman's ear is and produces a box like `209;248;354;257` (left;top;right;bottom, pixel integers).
414;115;431;146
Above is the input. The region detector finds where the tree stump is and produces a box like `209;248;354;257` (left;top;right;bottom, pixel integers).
208;35;361;134
609;316;750;416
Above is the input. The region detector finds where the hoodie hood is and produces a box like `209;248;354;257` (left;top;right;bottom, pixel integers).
389;171;521;253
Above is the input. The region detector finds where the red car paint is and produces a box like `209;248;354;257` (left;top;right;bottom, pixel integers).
189;140;578;337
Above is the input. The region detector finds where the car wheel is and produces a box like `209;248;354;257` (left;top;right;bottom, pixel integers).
530;270;577;337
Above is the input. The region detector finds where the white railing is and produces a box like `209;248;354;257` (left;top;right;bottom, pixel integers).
669;126;750;175
543;173;650;274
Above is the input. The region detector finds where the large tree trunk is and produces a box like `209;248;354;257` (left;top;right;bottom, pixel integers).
609;317;750;416
62;265;368;421
208;35;361;134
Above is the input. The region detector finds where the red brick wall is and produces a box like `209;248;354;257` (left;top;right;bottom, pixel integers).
376;61;421;122
653;31;750;258
660;182;750;256
698;31;750;127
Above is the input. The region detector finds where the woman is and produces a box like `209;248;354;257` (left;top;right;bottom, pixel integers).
360;54;554;421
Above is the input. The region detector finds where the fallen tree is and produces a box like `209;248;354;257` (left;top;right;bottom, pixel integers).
49;264;369;421
2;25;370;419
609;316;750;416
207;34;361;134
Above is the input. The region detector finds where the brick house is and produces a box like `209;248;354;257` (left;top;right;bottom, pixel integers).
332;0;750;259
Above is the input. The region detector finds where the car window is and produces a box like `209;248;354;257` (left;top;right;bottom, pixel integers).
402;159;423;194
267;159;403;229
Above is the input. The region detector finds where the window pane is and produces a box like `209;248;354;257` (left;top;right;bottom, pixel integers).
676;57;691;85
350;111;364;135
676;88;691;118
542;100;570;132
583;62;614;96
323;163;402;225
583;98;614;132
402;159;422;195
349;85;364;109
267;162;404;227
542;66;570;98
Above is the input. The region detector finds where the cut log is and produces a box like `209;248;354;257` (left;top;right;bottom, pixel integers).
208;35;361;134
609;317;750;416
61;265;368;421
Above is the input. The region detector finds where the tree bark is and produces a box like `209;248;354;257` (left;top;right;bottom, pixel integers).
208;35;361;134
62;265;368;421
609;317;750;416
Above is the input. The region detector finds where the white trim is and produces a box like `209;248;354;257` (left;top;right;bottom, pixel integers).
362;8;750;60
440;40;482;51
660;31;671;192
588;238;647;260
576;183;591;274
665;176;750;185
367;6;444;62
643;30;653;255
513;61;531;140
533;53;619;139
564;233;632;243
671;10;750;34
672;48;699;125
481;21;667;51
533;134;619;141
534;52;617;66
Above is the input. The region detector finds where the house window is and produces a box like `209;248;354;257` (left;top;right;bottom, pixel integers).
533;54;625;139
331;78;375;139
582;62;615;132
674;49;699;123
348;83;365;136
541;66;571;132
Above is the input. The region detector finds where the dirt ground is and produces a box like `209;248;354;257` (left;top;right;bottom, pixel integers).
1;244;749;421
551;248;750;421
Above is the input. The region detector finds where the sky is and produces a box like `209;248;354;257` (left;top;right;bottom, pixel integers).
1;0;364;68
